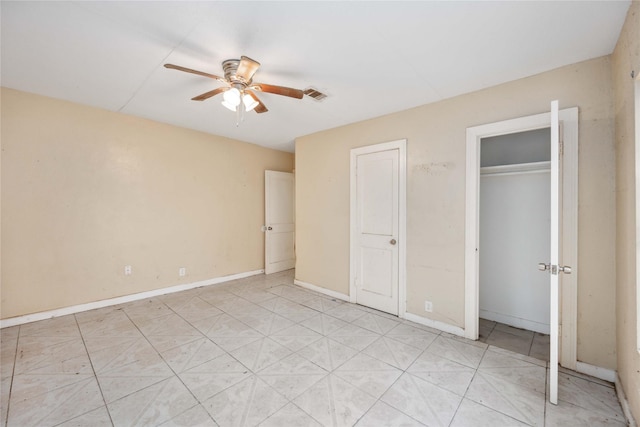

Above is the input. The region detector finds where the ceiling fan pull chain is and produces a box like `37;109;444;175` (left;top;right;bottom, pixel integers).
236;96;244;127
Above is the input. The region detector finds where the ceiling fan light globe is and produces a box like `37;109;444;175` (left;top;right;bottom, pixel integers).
243;94;258;112
221;100;237;111
223;88;241;106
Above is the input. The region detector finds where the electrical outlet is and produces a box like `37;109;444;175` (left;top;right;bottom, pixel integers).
179;267;186;277
124;265;132;276
424;300;433;312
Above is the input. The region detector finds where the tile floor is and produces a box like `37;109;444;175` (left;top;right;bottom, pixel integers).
478;319;550;362
0;270;627;426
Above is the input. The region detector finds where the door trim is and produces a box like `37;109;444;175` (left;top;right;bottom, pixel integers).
350;139;407;318
465;108;578;369
635;73;640;355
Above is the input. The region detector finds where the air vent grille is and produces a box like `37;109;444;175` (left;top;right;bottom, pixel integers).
304;87;327;101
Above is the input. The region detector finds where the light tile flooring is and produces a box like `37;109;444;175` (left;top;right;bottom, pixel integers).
0;270;626;426
479;319;550;362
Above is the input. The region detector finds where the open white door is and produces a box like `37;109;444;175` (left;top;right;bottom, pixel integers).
539;100;572;405
265;171;295;274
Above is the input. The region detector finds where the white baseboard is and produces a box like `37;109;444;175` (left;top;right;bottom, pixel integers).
404;312;466;337
615;373;638;427
0;269;264;329
293;279;350;302
575;361;616;383
292;281;466;339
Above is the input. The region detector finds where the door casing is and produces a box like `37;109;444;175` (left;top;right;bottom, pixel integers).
465;107;579;370
350;139;407;317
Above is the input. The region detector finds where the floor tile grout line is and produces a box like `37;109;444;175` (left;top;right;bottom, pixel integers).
134;375;175;426
241;376;258;426
116;306;216;421
346;342;430;426
134;288;300;423
39;377;104;426
124;300;259;425
448;387;466;427
188;278;323;423
544;364;550;426
3;325;21;427
327;374;339;427
462;345;489;399
73;314;115;427
408;371;450;426
131;296;245;424
475;370;536;425
527;333;536;358
450;341;490;424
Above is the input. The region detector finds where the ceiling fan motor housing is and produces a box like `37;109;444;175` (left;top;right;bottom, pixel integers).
222;59;249;87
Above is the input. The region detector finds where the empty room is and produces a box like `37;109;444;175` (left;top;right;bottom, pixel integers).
1;1;639;426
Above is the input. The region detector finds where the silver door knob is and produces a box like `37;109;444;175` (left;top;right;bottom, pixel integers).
559;266;572;274
390;239;397;245
538;263;550;271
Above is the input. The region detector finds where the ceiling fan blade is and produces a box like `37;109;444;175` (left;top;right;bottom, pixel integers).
191;87;228;101
164;64;225;82
252;83;304;99
236;56;261;82
246;91;268;113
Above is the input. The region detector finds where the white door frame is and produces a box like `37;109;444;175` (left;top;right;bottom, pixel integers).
465;108;578;369
635;73;640;354
350;139;407;318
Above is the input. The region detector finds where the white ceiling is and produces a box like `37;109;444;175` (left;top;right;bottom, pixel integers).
1;1;631;152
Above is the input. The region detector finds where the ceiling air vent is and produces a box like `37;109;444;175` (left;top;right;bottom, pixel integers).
303;87;327;101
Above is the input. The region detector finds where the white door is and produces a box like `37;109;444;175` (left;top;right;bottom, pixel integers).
353;148;400;315
540;100;572;405
466;106;579;369
265;170;295;274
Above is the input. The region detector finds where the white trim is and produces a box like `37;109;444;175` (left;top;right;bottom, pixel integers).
465;107;579;371
399;141;407;318
349;139;407;318
294;279;350;302
575;361;616;383
404;312;466;337
635;74;640;354
616;373;638;427
480;161;550;176
549;100;560;405
0;269;264;328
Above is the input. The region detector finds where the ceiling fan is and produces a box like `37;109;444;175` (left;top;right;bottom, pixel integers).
164;56;323;115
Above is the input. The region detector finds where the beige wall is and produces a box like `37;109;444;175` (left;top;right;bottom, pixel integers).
1;87;294;319
296;56;617;369
613;1;640;422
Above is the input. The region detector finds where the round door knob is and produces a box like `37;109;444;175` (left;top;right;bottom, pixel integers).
559;265;572;274
267;226;273;230
390;239;397;245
